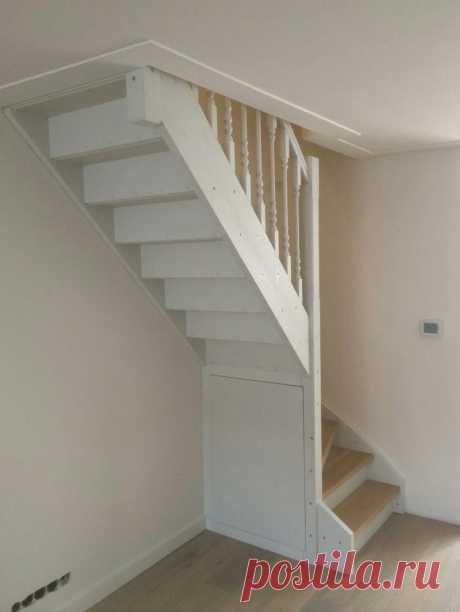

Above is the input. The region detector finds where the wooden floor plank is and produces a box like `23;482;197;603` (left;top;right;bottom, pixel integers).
89;515;460;611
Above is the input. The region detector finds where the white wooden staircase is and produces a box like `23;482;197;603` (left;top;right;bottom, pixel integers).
5;66;403;564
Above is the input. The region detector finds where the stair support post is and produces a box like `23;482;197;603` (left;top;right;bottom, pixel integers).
300;156;323;559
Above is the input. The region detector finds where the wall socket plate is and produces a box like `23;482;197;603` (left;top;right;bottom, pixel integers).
420;319;442;337
11;573;71;611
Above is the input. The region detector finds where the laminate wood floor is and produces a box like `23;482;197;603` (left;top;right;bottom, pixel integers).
89;514;460;611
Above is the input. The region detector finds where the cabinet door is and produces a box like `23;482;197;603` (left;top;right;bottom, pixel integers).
207;375;306;555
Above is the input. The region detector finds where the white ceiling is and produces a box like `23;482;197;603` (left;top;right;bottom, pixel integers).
2;0;460;156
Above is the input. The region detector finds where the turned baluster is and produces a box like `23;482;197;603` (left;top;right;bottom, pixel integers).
224;97;236;170
292;156;303;296
207;91;218;137
254;110;266;228
240;104;251;197
280;124;291;277
266;115;279;252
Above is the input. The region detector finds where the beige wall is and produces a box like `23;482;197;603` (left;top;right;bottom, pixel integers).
0;115;203;611
316;143;460;524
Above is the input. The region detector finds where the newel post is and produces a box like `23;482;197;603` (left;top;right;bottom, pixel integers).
302;155;322;502
302;156;320;371
302;157;319;320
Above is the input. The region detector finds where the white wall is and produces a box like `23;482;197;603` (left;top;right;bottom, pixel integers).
320;145;460;525
0;115;204;612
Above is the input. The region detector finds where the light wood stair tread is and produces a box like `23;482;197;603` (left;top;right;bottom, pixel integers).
333;480;400;534
323;446;373;498
322;418;338;465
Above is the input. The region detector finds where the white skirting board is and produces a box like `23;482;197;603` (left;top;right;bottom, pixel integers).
206;519;307;561
53;517;205;612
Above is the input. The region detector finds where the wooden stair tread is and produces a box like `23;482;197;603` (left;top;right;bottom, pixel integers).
323;446;373;498
333;480;400;534
322;418;338;466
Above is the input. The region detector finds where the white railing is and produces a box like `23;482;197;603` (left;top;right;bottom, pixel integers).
193;86;310;304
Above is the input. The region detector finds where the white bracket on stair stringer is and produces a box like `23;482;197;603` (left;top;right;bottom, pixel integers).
317;501;354;574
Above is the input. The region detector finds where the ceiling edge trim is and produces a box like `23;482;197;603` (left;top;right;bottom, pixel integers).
0;39;361;147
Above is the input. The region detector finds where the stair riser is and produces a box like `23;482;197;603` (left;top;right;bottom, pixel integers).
114;201;222;244
186;312;286;344
322;420;338;466
205;340;304;374
49;98;165;161
324;465;368;510
141;241;244;279
165;279;266;313
84;152;195;204
353;501;395;550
